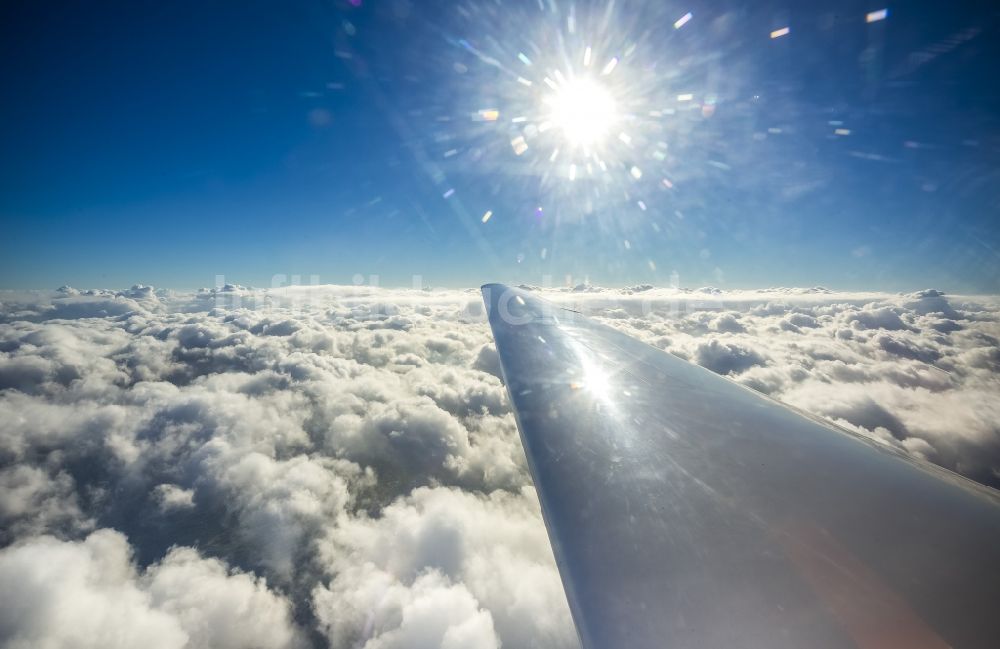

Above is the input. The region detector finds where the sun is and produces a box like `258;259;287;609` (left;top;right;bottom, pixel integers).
544;76;619;149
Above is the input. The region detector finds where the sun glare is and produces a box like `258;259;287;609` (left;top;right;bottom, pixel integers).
545;77;618;149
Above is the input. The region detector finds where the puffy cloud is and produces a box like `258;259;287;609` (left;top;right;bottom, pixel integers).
845;305;912;331
152;484;195;511
875;333;942;363
0;529;303;649
712;313;746;333
313;569;499;649
144;544;305;649
904;289;960;318
786;312;819;329
312;487;575;649
0;283;998;648
0;285;543;648
0;465;92;543
471;344;502;381
695;339;767;375
198;451;366;580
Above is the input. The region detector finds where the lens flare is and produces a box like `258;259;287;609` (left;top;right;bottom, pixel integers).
425;1;752;266
545;77;619;149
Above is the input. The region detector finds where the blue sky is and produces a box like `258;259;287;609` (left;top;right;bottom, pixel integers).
1;0;998;291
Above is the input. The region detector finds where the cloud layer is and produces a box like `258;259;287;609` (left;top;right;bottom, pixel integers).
0;283;997;647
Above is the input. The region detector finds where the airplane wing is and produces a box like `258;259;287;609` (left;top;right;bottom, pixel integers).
482;283;1000;649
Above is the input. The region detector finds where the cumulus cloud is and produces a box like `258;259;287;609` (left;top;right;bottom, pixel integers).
695;339;767;375
152;484;195;512
314;568;498;649
0;283;998;647
0;465;92;543
0;529;303;649
312;486;575;649
846;305;912;331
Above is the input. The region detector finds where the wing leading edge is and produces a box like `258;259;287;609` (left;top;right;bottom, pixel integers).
482;283;1000;649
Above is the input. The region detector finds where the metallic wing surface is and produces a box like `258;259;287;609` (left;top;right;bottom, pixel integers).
482;283;1000;649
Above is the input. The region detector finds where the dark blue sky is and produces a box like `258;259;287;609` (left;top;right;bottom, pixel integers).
2;0;998;291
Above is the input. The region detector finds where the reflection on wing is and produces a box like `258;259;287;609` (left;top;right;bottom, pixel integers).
483;283;1000;649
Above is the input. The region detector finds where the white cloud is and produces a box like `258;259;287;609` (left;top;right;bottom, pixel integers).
144;544;306;649
152;484;195;512
0;529;303;649
0;283;998;647
313;568;499;649
0;465;92;543
313;486;575;649
695;339;767;375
